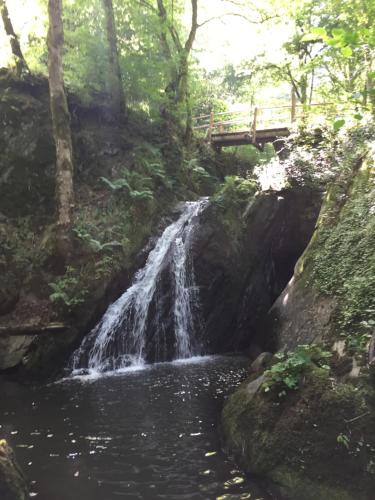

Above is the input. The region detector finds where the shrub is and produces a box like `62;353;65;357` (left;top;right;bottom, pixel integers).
214;175;258;208
263;344;332;396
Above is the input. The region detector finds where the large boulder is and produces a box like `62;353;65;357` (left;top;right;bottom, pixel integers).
191;185;321;353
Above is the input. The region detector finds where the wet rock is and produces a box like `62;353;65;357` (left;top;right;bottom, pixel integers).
0;440;28;500
221;148;375;500
258;275;337;352
191;186;322;353
0;336;34;370
249;352;273;374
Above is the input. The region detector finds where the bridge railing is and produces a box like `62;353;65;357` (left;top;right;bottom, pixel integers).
193;103;354;142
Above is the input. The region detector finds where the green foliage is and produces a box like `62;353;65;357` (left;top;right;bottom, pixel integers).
309;156;375;338
182;157;215;192
0;217;50;282
225;143;276;167
333;119;346;131
49;267;88;309
214;175;258;208
100;143;176;201
263;344;332;396
337;433;350;449
100;170;154;201
73;227;123;253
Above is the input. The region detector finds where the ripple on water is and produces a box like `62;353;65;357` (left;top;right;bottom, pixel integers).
0;355;274;500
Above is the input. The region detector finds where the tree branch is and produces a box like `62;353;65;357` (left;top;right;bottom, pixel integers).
185;0;198;53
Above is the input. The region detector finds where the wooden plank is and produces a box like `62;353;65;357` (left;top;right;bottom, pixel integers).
208;111;214;142
211;127;290;148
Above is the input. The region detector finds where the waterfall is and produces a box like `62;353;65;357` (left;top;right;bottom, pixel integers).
70;199;208;374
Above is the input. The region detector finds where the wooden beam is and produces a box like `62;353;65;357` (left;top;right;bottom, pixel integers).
208;111;214;142
0;323;68;337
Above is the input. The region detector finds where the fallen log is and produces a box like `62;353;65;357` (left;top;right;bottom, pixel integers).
0;322;67;336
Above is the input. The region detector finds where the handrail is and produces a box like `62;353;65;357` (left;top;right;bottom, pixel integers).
192;102;337;123
193;99;354;145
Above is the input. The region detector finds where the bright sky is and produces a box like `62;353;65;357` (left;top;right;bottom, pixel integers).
191;1;292;71
0;0;292;69
0;0;46;66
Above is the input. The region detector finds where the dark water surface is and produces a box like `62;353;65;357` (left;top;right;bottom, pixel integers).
0;355;272;500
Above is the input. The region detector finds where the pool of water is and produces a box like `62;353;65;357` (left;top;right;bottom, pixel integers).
0;355;274;500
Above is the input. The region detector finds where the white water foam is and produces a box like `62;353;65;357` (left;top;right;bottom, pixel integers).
69;199;208;374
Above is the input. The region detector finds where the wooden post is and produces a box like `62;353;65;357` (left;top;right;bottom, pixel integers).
252;106;258;143
208;111;214;142
291;89;297;123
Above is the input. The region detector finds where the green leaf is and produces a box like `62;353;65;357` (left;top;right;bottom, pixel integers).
333;119;345;131
332;28;345;38
341;46;352;58
312;27;327;37
301;33;322;42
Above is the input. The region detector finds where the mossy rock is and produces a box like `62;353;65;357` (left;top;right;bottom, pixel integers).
0;440;28;500
222;368;375;499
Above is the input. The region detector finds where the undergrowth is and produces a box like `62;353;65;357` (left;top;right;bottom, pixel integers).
263;344;332;397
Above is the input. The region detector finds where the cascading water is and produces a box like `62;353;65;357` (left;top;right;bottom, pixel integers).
70;199;208;374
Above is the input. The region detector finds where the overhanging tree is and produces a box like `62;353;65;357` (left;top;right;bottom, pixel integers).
0;0;29;77
140;0;198;140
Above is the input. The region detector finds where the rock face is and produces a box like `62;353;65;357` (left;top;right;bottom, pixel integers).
191;186;321;353
259;276;337;351
221;138;375;499
0;440;28;500
0;336;34;371
0;71;164;375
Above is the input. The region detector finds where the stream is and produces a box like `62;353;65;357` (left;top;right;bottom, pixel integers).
0;356;273;500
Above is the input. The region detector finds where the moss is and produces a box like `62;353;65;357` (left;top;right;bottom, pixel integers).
288;141;375;356
222;368;375;499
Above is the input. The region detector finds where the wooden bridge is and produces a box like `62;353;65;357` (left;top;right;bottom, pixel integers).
193;99;341;151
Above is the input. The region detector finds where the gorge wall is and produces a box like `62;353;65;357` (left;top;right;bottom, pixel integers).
221;133;375;500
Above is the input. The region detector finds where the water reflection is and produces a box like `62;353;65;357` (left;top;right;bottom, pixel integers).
0;355;273;500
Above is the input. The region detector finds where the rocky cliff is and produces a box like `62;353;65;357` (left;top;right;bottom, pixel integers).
222;127;375;500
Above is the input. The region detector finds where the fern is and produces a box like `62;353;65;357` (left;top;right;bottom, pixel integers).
100;176;130;191
129;189;154;200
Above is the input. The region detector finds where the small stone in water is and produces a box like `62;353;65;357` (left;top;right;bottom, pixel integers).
74;471;79;477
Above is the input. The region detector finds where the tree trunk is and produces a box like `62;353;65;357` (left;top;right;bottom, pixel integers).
102;0;125;121
47;0;74;260
0;0;29;77
156;0;197;142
